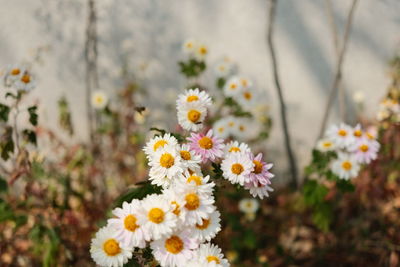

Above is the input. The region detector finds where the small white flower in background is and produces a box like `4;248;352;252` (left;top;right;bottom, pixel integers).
331;153;360;180
149;145;184;188
224;76;242;97
90;226;133;267
214;56;235;78
143;133;178;159
182;39;197;55
91;90;108;109
221;152;254;186
195;43;209;61
233;117;258;140
326;123;355;149
137;194;178;240
224;140;251;155
189;210;221;243
107;200;148;248
195;243;230;267
316;138;336;152
212;118;230;139
151;230;198;267
352;91;365;104
4;65;24;85
234;88;257;111
239;198;259;214
14;71;36;91
239;77;253;90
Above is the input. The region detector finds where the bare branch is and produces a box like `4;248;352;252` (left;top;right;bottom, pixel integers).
318;0;360;139
267;0;298;188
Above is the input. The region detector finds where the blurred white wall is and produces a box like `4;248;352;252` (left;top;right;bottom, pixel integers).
0;0;399;180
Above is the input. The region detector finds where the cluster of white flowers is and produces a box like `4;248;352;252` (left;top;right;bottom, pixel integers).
91;90;109;110
376;98;400;122
317;123;380;180
182;39;209;61
2;65;36;91
90;88;275;267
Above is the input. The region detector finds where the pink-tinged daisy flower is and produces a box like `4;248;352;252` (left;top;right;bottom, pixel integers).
246;153;274;187
187;130;224;163
350;138;380;164
107;200;148;248
150;230;198;267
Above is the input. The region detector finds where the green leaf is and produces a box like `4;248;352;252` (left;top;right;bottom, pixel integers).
312;203;333;232
302;180;328;207
0;103;10;122
114;181;162;208
216;77;226;89
22;129;37;146
123;258;141;267
0;176;8;194
336;179;355;193
1;138;14;160
27;106;38;126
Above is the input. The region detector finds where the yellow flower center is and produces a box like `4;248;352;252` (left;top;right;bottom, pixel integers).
171;201;180;216
323;142;332;148
241;79;248;87
229;83;237;90
366;133;374;140
11;68;20;75
148;208;164;224
185;193;200;210
165;235;184;254
229;146;241;152
243;91;252;100
103;239;121;256
207;256;220;264
95;96;104;104
199;46;208;55
239;125;245;132
198;137;213;149
353;130;362;137
218;127;224;133
153;140;167;151
160;153;175;168
253;160;263;174
21;74;31;84
188;110;201;123
338;129;347;137
124;214;139;232
219;65;225;71
359;144;369;152
341;161;352;171
187;95;199;102
187;175;202;185
231;163;244;175
196;218;210;230
186;42;193;48
180;150;191;160
228;122;235;127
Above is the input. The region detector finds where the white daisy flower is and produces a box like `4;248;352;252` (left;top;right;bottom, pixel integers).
352;124;364;141
150;230;198;267
326;123;355;149
14;71;36;91
90;226;133;267
107;200;148;248
175;182;216;225
149;146;184;188
221;153;254;186
238;77;253;90
179;173;215;196
316;138;336;152
178;144;202;173
224;140;251;155
182;39;197;55
196;243;230;267
214;57;235;78
223;76;242;97
189;210;221;243
195;43;208;61
4;65;24;85
232;118;258;140
177;101;207;132
331;153;360;180
234;88;257;111
238;198;259;214
162;188;187;226
212;119;230;139
176;88;212;108
143;133;178;159
350;138;380;164
137;194;177;240
91;90;108;109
